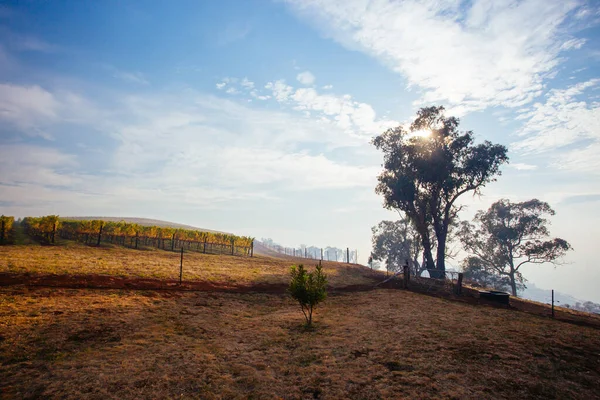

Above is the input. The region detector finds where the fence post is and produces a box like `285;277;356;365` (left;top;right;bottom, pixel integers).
203;237;207;253
456;273;463;295
321;248;323;261
171;233;175;251
135;232;139;249
97;222;103;246
231;239;235;255
403;264;410;289
347;248;350;264
552;289;555;318
305;248;307;258
250;240;254;257
179;247;184;284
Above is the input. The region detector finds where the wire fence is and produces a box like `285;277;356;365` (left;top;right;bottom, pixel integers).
58;230;254;257
258;242;358;263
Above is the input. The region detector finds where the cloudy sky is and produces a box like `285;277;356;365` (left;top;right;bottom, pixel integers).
1;0;599;301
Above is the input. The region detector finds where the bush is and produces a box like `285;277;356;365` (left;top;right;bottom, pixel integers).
289;264;327;326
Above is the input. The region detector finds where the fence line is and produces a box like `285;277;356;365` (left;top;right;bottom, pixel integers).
259;242;358;264
58;230;253;257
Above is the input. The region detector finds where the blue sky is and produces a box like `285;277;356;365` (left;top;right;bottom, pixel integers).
1;0;600;301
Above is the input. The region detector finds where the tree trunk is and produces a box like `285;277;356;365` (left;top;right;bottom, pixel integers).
433;234;446;279
420;233;436;272
509;271;518;296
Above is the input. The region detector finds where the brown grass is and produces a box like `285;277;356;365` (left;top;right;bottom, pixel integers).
1;286;599;399
0;244;381;288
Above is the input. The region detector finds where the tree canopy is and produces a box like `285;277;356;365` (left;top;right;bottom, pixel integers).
373;106;508;277
459;199;572;295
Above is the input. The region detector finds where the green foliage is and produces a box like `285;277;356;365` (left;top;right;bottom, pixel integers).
22;216;254;254
0;215;15;244
372;106;509;277
289;264;327;326
22;215;61;244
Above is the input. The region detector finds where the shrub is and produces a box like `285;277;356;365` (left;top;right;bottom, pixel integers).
289;264;327;326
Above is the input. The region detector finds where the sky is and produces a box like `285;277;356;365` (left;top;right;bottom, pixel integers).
0;0;599;302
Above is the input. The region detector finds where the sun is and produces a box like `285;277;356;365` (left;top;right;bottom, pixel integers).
411;129;431;138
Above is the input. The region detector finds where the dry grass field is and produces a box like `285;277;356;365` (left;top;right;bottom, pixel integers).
1;287;599;399
0;244;380;288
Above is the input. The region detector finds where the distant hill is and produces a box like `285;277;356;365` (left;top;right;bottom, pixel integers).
520;284;600;314
63;217;227;234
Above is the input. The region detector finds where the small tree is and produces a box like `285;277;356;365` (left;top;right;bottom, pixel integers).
289;264;327;326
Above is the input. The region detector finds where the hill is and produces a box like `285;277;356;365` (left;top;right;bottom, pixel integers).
0;243;378;290
63;216;227;234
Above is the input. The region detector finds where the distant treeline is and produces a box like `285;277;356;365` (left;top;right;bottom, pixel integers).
4;215;254;256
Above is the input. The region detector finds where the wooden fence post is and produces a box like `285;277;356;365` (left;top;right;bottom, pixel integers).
171;233;175;251
347;248;350;264
552;289;555;318
203;237;207;253
135;232;139;249
321;248;323;261
179;247;184;284
231;239;235;255
250;240;254;257
97;222;103;246
456;273;463;295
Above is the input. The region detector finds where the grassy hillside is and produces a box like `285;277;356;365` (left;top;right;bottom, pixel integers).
1;287;599;399
0;243;379;289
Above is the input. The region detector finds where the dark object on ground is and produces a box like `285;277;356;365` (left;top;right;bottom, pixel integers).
480;290;510;305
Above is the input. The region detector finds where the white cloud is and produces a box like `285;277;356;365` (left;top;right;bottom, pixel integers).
296;71;316;85
557;142;600;174
106;90;374;194
514;79;600;152
284;0;588;112
513;79;600;174
0;83;59;138
0;84;381;218
265;80;294;101
265;80;398;136
0;144;78;187
322;84;333;90
510;163;538;171
240;78;255;89
216;82;226;90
